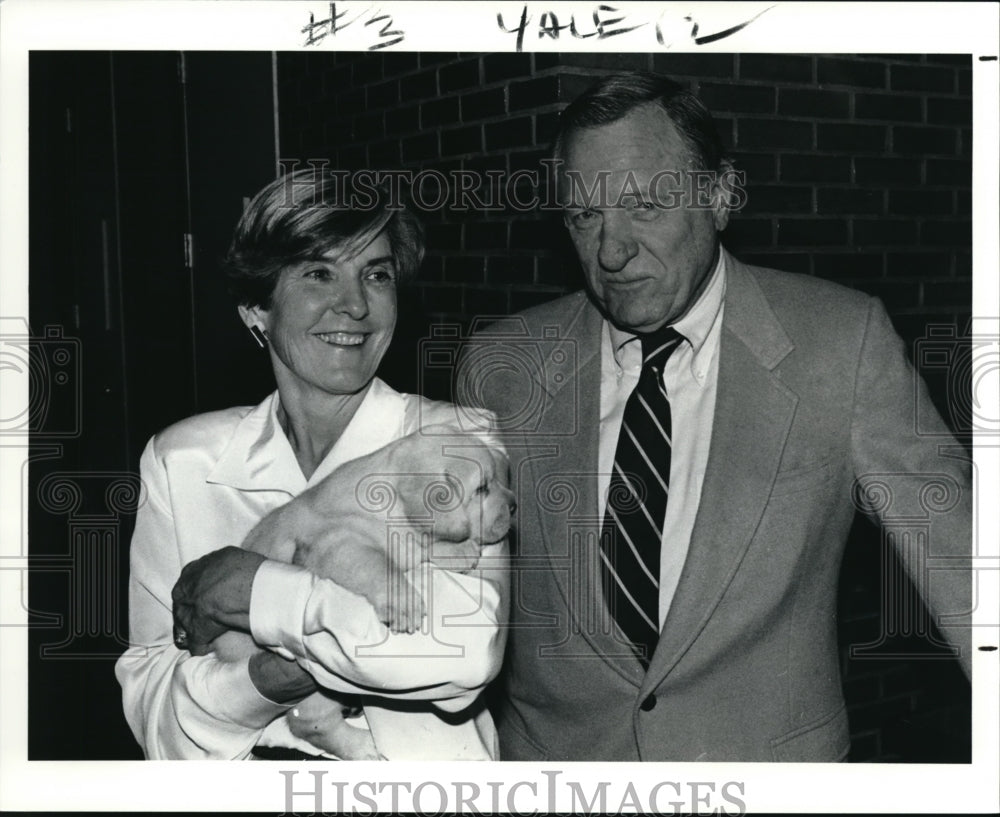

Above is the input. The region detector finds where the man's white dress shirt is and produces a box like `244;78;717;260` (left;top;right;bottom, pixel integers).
598;253;726;627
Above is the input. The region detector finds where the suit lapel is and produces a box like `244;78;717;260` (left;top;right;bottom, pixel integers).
642;257;798;693
523;296;647;686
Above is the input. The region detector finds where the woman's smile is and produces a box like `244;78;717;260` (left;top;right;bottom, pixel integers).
314;331;368;347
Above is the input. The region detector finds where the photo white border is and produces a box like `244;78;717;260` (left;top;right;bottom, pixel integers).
1;1;997;813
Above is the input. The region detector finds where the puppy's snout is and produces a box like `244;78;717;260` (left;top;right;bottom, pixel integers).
496;484;517;516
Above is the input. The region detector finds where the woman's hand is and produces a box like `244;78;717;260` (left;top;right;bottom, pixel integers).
171;546;266;655
249;651;318;704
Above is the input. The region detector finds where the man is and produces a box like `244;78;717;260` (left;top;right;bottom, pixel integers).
458;72;972;761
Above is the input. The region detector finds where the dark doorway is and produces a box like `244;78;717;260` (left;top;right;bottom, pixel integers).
28;51;278;759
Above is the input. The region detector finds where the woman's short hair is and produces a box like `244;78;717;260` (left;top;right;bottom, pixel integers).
552;72;729;171
224;168;425;308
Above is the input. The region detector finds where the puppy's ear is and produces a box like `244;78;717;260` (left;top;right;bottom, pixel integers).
386;435;429;518
442;469;463;495
435;470;468;515
396;470;467;521
395;473;431;521
433;470;474;543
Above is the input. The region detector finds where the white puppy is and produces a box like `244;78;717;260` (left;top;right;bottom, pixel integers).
211;425;514;758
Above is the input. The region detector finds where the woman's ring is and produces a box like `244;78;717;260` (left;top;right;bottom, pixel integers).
174;627;189;648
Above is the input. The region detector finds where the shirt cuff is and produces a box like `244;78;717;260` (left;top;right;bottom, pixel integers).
249;560;315;660
185;655;294;729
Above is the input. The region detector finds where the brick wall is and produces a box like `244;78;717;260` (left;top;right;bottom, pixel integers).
277;52;972;762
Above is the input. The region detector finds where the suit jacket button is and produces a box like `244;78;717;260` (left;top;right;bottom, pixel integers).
640;695;656;712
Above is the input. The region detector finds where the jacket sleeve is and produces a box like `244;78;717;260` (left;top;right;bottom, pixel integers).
114;439;292;759
249;541;510;713
850;297;973;679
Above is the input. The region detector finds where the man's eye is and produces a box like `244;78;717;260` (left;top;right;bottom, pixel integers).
629;201;660;220
567;209;599;229
475;482;490;496
304;267;331;281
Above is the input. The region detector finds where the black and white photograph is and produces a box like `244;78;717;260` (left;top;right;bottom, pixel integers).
1;1;997;814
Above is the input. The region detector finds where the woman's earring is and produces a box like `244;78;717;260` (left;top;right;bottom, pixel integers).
248;325;269;348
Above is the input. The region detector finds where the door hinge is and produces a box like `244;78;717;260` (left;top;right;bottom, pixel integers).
183;233;194;269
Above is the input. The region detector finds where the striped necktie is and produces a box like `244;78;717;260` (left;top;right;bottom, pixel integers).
599;326;683;667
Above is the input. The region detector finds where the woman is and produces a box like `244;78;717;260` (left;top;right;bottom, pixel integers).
115;170;509;760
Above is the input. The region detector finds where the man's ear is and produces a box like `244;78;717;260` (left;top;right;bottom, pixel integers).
710;159;744;233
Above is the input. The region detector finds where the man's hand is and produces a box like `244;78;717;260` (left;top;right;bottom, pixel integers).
171;546;266;655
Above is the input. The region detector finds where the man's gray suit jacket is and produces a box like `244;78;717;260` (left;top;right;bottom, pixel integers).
461;253;972;762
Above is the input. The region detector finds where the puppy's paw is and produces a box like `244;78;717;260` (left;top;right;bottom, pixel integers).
370;574;426;634
387;591;427;634
430;539;483;573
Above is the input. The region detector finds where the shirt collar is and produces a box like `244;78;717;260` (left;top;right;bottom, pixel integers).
608;249;727;378
206;377;405;495
305;377;406;485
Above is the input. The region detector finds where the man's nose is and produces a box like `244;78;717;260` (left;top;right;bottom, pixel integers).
597;211;639;271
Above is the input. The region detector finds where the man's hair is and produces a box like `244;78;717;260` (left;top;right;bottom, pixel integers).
552;72;729;171
224;169;424;309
